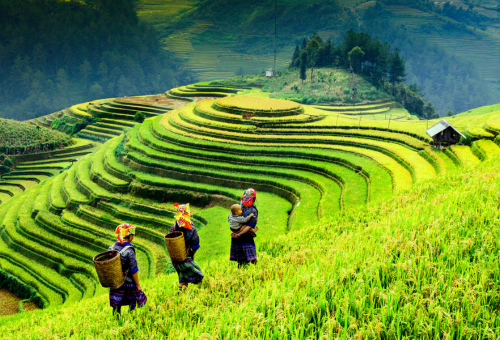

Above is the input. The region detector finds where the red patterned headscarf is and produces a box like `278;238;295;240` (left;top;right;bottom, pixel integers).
115;223;136;244
174;203;193;230
241;188;257;207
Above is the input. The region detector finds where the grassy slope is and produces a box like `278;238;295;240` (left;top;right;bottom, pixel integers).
453;103;500;118
214;68;395;106
1;159;499;338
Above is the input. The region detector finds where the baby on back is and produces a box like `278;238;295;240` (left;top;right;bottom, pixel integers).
228;204;258;238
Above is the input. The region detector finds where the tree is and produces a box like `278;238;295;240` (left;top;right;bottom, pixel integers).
423;102;439;120
134;111;146;123
348;46;365;74
299;51;307;84
56;68;68;97
389;49;406;95
290;45;300;68
79;59;92;90
300;38;307;50
307;39;320;81
89;82;104;99
117;75;137;97
235;67;245;76
446;110;454;117
408;84;425;97
32;43;47;72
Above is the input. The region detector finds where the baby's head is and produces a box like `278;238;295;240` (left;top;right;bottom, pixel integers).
231;204;243;216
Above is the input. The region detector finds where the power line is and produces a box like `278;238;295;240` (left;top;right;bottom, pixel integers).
274;0;277;74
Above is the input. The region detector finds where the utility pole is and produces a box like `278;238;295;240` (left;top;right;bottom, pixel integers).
274;0;277;75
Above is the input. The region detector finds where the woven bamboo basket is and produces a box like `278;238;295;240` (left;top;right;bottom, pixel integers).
164;231;188;262
93;250;124;289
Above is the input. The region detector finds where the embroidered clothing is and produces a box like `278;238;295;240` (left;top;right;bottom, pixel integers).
230;238;257;263
115;223;136;244
242;205;258;228
108;242;138;283
230;204;259;263
174;203;194;230
241;188;257;207
169;223;204;284
109;282;147;309
171;258;204;284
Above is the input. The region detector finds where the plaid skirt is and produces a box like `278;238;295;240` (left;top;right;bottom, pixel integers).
172;258;204;284
230;238;257;263
109;282;147;308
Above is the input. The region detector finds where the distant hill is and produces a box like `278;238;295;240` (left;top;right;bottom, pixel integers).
0;0;197;120
137;0;500;115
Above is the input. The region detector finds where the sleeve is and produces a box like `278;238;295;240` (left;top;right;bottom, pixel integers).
253;207;258;223
126;249;139;274
190;228;201;251
234;215;252;223
243;207;258;227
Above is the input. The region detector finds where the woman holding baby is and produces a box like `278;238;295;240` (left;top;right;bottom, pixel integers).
229;188;259;267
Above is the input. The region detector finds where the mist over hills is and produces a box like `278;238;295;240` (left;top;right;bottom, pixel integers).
0;0;197;120
0;0;499;119
141;0;500;115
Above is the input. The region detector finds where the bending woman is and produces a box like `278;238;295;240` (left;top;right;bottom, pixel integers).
170;203;204;291
109;223;147;315
230;189;258;267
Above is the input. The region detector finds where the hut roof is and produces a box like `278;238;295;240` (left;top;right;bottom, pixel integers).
426;119;466;139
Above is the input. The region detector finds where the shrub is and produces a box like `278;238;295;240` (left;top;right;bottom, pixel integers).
134;111;146;123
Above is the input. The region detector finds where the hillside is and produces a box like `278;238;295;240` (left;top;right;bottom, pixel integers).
213;68;393;105
0;0;195;120
136;0;499;115
0;82;499;337
1;155;500;338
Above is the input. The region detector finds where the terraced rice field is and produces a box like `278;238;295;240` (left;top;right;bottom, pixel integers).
0;139;97;205
0;85;498;325
413;30;500;83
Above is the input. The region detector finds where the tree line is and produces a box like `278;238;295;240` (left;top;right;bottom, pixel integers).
290;31;439;119
0;0;197;120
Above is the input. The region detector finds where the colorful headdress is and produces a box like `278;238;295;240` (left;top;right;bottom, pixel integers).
174;203;193;230
115;223;136;244
241;188;257;207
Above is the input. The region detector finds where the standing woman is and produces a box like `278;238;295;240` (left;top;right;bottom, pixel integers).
230;189;258;267
109;223;147;315
170;203;204;291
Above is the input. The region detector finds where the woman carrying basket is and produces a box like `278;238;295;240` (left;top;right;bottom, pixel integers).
169;203;204;291
230;189;258;267
108;223;147;315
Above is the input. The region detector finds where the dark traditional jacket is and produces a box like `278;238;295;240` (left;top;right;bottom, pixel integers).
242;205;258;228
108;242;138;283
170;223;201;254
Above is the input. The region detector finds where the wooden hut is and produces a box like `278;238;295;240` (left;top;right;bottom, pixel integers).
426;119;465;147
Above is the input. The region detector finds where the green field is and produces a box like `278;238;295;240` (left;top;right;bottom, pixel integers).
0;83;499;338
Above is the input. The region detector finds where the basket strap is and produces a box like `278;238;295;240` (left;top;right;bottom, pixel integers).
119;246;132;254
119;246;133;279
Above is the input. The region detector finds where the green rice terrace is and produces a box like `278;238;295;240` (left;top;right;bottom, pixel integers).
1;83;500;338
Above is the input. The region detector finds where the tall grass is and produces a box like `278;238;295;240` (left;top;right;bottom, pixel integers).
2;159;500;339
